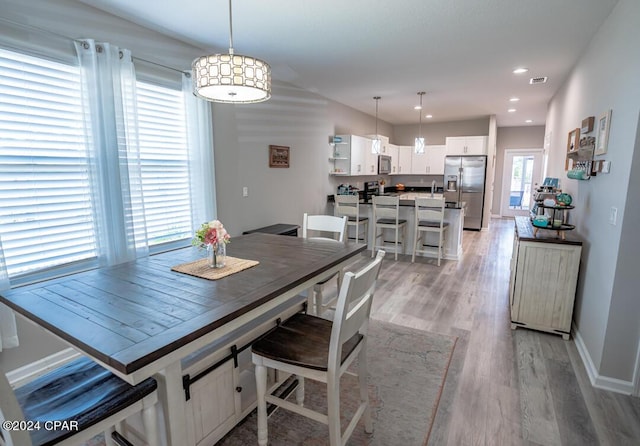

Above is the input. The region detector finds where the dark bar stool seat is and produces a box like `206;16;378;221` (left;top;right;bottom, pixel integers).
2;357;158;446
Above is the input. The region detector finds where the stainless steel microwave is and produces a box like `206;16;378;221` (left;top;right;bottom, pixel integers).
378;155;392;174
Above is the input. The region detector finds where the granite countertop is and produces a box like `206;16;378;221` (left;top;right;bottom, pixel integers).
328;187;465;209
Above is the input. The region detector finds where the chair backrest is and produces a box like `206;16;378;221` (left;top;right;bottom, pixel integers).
328;250;385;373
372;195;399;221
415;197;445;228
302;213;348;242
1;368;33;446
334;194;360;219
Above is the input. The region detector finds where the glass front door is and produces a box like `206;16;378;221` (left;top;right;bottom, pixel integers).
501;149;544;218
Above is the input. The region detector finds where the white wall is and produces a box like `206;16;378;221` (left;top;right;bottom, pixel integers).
493;126;546;215
544;0;640;387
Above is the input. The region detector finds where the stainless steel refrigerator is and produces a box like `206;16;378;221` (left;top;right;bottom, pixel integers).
444;155;487;230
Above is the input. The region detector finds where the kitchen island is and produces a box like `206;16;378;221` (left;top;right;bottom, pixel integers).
329;192;464;261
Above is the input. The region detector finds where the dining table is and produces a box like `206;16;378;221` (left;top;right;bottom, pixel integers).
0;232;366;446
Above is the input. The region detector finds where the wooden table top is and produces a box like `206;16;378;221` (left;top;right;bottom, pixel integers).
515;216;582;245
0;233;365;375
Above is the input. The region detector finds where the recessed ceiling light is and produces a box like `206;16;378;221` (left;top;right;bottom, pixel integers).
508;108;517;113
510;97;520;102
513;67;529;74
414;105;422;110
525;119;533;123
425;114;433;119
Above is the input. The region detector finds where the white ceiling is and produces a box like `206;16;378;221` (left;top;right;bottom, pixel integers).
77;0;618;127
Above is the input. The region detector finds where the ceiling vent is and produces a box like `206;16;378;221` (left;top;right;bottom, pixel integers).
529;76;548;85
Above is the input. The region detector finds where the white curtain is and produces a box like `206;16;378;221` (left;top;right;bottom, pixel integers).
183;73;217;224
0;245;18;351
74;40;149;266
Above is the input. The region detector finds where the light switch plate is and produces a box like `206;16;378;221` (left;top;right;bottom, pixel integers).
242;187;248;197
609;207;617;225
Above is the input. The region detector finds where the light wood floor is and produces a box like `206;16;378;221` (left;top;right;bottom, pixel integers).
350;217;640;446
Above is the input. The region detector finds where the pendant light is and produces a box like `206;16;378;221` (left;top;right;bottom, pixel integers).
415;92;425;153
372;96;381;154
192;0;271;103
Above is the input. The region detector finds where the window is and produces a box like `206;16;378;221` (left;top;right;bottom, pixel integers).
0;48;98;278
0;47;202;282
136;81;193;246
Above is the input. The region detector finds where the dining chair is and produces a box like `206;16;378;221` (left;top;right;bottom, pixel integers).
371;195;407;260
302;213;348;317
251;250;385;446
334;194;368;245
0;357;159;446
412;197;449;266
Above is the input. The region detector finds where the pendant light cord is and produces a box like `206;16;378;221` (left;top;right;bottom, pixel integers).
417;92;425;139
228;0;234;54
374;96;381;136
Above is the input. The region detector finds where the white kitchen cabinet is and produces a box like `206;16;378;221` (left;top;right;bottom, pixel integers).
391;145;412;175
365;134;390;155
510;217;582;340
364;140;379;175
445;135;488;155
410;144;446;174
329;134;371;175
426;144;447;175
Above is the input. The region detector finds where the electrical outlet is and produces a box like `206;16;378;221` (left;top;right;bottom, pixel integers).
609;206;617;225
242;187;248;197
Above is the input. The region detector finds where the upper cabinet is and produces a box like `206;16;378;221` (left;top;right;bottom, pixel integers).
329;134;369;176
427;145;446;174
410;145;446;175
445;136;488;155
391;145;412;175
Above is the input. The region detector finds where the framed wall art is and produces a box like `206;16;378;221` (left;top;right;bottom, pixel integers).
567;128;580;153
269;145;290;168
595;109;612;155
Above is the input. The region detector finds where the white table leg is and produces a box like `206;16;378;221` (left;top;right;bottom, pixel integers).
157;361;187;446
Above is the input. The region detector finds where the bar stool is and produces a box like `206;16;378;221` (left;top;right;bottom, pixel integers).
303;213;348;316
251;250;385;446
334;194;368;245
372;195;407;260
412;197;448;266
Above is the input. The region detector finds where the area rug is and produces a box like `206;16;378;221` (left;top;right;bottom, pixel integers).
217;319;457;446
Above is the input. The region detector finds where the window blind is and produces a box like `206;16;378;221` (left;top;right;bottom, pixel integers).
0;48;97;278
136;81;193;246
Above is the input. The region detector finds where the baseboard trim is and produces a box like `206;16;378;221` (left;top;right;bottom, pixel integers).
572;324;634;395
7;348;80;387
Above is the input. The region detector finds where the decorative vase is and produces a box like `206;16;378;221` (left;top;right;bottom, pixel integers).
207;243;226;268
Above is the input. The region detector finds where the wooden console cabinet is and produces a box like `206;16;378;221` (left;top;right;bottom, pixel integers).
510;217;582;339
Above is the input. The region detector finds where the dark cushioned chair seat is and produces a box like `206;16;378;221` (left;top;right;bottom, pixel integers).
252;313;363;371
15;357;157;446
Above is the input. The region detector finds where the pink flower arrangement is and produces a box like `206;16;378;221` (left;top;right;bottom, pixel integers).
192;220;231;249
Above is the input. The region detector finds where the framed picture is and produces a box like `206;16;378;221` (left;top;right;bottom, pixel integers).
269;145;290;168
595;109;612;155
567;128;580;153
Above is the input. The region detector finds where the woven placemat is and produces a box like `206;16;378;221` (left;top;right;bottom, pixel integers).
171;256;259;280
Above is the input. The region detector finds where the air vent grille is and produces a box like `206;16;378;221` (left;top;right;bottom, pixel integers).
529;76;548;84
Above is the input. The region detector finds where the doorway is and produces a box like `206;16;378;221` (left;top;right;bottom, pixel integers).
501;149;544;218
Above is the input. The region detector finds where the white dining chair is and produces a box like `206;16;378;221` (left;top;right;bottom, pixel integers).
251;250;385;446
412;197;448;266
302;213;348;316
0;357;159;446
334;194;368;245
371;195;407;260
